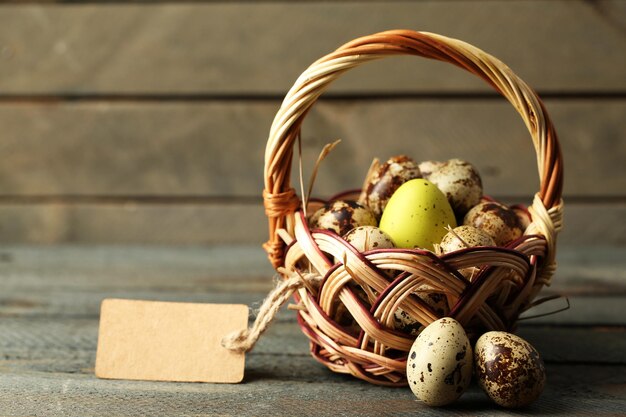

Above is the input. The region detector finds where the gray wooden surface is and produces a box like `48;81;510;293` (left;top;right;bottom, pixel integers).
1;245;625;416
0;0;624;245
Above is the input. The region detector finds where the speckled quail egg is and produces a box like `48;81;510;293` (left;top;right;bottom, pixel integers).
310;200;377;236
380;179;457;251
512;205;532;231
474;331;546;408
406;317;473;406
423;159;483;218
335;226;395;268
439;225;495;252
438;225;496;280
463;202;523;246
417;160;444;178
394;288;450;336
359;155;422;219
332;283;371;336
394;308;422;336
344;226;395;252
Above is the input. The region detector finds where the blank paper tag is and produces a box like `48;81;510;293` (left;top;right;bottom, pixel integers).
95;299;248;383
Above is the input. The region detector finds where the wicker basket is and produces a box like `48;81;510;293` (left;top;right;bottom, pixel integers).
262;30;564;386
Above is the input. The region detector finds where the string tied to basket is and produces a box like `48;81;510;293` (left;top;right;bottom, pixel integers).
221;268;321;353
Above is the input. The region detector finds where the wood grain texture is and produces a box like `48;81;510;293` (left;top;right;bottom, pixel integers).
0;246;624;416
0;201;267;244
0;245;624;321
0;1;624;95
0;1;623;248
0;201;623;245
0;365;623;417
2;316;626;366
0;100;623;198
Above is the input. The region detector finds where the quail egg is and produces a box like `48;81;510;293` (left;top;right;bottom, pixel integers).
406;317;473;406
438;225;496;280
310;200;377;236
511;205;532;231
335;226;395;268
344;226;395;252
394;289;450;336
332;283;371;335
418;160;444;178
463;201;523;246
474;331;546;408
423;159;483;218
359;155;422;219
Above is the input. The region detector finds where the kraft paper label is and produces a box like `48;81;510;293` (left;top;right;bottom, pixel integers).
95;299;248;383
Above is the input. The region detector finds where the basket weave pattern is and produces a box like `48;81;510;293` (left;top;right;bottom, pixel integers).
262;30;564;386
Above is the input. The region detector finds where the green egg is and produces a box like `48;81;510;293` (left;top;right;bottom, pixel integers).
379;179;457;251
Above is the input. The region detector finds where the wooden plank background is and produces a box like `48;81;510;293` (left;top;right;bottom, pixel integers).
0;1;624;246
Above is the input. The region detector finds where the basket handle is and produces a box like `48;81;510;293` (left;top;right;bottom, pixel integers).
263;30;563;268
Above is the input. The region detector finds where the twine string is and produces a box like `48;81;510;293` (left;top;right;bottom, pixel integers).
221;270;321;353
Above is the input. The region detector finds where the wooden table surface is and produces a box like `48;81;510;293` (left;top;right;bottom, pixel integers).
0;2;623;415
1;245;625;416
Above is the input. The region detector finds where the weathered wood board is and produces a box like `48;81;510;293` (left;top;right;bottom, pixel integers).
0;100;623;198
0;365;623;416
1;245;625;321
0;0;623;246
0;201;623;245
0;245;624;416
0;1;624;94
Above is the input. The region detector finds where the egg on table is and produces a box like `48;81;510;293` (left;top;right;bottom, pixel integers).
406;317;473;406
380;179;456;251
474;331;546;408
309;200;377;236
